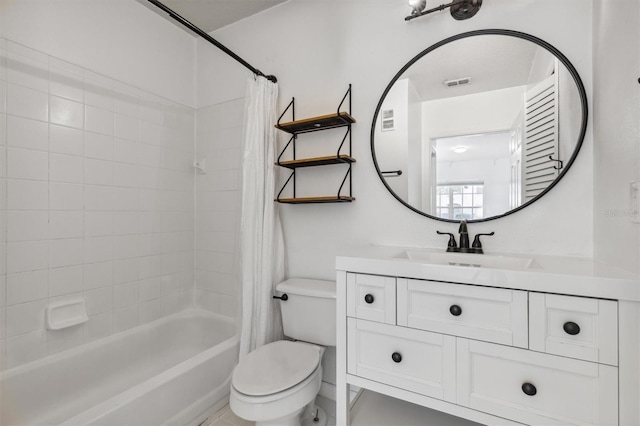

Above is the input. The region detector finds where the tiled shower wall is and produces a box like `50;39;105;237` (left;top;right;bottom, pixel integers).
0;38;196;370
194;99;244;319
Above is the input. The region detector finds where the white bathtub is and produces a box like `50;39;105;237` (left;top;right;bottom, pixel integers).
0;309;239;426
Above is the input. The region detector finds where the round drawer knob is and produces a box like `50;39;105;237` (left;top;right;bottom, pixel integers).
391;352;402;363
364;294;375;304
563;321;580;335
449;304;462;316
522;382;537;396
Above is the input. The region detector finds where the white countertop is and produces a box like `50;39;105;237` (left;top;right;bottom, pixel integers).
336;246;640;301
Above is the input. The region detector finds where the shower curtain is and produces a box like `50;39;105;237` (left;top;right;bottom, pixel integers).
239;76;285;359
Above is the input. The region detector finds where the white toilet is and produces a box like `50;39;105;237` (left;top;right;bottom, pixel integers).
230;278;336;426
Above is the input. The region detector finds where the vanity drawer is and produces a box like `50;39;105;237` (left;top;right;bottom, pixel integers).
457;339;618;426
347;318;456;402
346;273;396;324
397;279;528;347
529;293;618;365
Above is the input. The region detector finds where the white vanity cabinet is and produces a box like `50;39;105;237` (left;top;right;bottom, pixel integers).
337;260;640;426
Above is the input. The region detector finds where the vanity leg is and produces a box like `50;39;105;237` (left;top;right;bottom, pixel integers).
619;301;640;425
336;271;350;426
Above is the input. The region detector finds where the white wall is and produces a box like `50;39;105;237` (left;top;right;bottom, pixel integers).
0;1;197;370
593;0;640;273
198;0;594;282
0;0;196;107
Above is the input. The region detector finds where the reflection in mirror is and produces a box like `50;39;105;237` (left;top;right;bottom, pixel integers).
372;30;586;222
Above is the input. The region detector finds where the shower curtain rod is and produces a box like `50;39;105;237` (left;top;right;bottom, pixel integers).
146;0;278;83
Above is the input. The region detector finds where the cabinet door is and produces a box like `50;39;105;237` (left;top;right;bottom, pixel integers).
346;273;396;324
347;318;456;402
457;339;618;426
529;293;618;365
397;279;528;347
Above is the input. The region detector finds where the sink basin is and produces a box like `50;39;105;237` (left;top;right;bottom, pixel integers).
395;250;534;270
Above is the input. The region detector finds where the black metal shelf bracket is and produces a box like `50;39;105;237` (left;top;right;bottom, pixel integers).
274;85;354;203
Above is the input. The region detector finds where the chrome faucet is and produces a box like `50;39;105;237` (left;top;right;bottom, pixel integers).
437;220;494;254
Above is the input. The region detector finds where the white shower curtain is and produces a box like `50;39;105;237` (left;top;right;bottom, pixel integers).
239;76;285;359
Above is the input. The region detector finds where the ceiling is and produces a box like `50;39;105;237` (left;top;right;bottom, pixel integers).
137;0;288;33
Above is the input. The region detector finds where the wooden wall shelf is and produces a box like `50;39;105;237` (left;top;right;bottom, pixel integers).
275;85;355;204
276;155;356;169
275;112;356;134
276;196;355;204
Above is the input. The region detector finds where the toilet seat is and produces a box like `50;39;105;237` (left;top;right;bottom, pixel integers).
232;341;321;396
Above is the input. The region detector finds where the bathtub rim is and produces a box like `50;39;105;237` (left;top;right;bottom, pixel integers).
0;308;237;380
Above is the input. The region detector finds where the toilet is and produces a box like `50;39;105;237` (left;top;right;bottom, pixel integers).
230;278;336;426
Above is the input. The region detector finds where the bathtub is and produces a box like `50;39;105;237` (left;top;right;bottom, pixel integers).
0;309;239;426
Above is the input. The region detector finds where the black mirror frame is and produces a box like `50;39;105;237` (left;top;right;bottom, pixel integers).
371;29;588;223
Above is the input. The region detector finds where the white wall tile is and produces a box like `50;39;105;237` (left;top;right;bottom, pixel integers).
5;330;47;369
114;258;139;284
84;131;113;161
84;72;114;111
49;124;83;156
115;113;139;141
49;265;83;297
83;261;113;290
7;210;48;241
50;154;83;183
85;286;112;316
0;307;5;339
113;305;138;332
139;277;161;301
114;281;138;308
7;83;48;121
114;83;139;118
0;277;6;307
113;163;139;188
49;238;83;268
85;105;113;136
6;299;46;337
84;158;113;186
6;270;47;305
113;212;138;236
84;185;114;211
6;42;48;92
6;115;48;151
84;211;113;237
49;58;84;103
7;179;48;210
7;147;48;180
7;241;48;273
139;299;161;324
83;236;113;263
50;182;83;211
49;211;83;239
114;138;140;164
85;311;112;342
49;95;83;129
113;187;138;211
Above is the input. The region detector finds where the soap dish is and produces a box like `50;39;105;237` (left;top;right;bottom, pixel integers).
45;298;89;330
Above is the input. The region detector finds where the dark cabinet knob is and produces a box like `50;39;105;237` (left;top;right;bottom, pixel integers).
522;382;537;396
449;304;462;316
391;352;402;363
563;321;580;335
364;294;374;304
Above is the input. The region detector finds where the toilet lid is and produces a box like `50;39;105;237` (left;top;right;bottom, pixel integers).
232;341;321;396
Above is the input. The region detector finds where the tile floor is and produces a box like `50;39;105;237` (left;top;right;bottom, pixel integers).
203;395;336;426
202;405;254;426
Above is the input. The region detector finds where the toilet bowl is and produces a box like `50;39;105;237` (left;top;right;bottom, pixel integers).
229;278;336;426
230;341;324;426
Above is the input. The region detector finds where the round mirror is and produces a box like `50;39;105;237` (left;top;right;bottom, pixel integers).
371;29;587;222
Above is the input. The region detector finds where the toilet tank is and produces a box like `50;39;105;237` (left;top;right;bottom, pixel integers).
275;278;336;346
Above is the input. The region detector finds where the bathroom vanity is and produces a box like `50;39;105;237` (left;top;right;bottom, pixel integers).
335;248;640;425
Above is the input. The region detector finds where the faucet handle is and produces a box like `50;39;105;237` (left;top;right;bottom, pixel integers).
471;232;495;252
436;231;458;251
